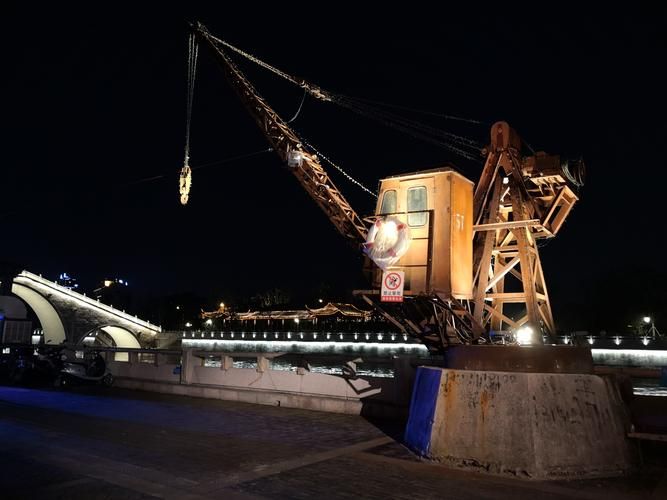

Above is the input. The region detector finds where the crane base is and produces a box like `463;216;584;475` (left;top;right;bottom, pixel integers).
405;367;636;479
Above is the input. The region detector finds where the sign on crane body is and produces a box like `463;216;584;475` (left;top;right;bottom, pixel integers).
381;271;405;302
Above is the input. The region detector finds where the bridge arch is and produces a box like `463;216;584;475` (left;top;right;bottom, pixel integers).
81;325;142;348
80;325;142;362
11;281;66;345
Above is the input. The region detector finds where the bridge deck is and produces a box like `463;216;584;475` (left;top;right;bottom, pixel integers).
0;385;664;499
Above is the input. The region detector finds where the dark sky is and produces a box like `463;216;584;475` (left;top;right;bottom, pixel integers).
3;4;666;332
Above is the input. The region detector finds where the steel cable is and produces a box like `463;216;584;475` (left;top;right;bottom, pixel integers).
197;28;483;177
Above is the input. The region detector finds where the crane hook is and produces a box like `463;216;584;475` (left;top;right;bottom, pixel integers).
179;164;192;205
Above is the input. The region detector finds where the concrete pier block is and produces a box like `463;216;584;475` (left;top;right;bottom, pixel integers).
405;367;637;479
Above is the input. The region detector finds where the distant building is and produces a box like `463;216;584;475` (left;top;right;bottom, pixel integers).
0;295;32;344
56;272;79;290
0;263;33;344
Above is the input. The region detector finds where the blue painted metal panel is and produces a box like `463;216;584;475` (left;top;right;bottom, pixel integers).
404;367;442;456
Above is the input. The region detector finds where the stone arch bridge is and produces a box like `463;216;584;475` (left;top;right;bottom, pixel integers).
11;271;160;349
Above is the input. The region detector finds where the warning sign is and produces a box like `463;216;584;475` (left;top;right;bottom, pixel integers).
381;271;405;302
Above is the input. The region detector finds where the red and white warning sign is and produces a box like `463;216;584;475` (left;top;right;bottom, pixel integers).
381;271;405;302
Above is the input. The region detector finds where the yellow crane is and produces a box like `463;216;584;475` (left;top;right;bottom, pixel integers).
185;22;584;353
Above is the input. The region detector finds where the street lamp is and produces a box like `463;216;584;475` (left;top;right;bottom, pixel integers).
176;305;184;329
641;315;661;339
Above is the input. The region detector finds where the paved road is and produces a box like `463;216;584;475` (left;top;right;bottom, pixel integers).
0;385;664;499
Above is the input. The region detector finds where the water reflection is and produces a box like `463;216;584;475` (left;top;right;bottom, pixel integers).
633;379;667;397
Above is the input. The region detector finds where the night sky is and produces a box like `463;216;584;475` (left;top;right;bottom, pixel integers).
3;4;666;332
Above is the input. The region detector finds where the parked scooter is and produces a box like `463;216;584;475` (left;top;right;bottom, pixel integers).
53;348;114;388
4;346;38;385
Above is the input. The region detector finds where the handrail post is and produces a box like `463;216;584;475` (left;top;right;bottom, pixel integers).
221;355;233;371
257;355;269;373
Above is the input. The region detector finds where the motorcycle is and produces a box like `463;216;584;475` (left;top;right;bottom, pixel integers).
53;348;114;388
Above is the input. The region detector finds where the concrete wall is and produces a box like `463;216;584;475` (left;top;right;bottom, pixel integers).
405;367;637;479
188;364;386;400
108;361;180;383
106;349;406;416
115;377;365;414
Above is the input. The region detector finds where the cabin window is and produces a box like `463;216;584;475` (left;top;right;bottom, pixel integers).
380;190;397;215
407;186;427;226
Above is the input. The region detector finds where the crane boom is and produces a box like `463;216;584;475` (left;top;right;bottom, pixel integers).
192;23;368;244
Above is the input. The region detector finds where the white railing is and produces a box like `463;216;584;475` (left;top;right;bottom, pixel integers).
99;347;410;416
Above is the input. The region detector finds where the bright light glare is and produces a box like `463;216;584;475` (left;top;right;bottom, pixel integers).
516;326;534;345
374;220;399;252
382;220;398;239
205;319;213;326
643;316;651;324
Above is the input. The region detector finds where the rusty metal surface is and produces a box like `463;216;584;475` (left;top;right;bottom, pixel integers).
470;121;583;337
444;345;594;374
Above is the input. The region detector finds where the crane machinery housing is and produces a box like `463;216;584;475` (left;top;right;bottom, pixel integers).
186;22;585;355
